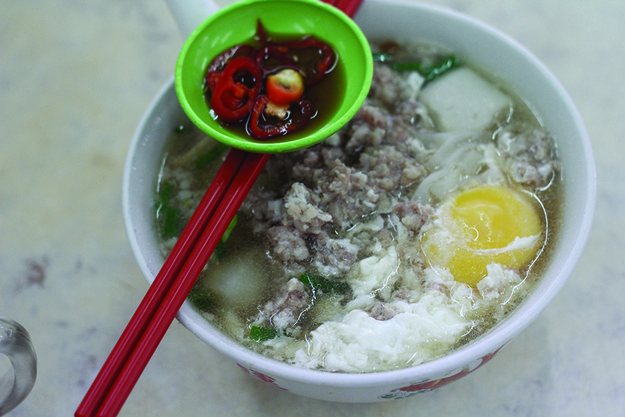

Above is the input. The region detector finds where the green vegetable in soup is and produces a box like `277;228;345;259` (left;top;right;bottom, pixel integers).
213;242;226;259
401;55;458;81
195;142;229;170
157;181;174;204
222;214;238;241
214;215;238;259
371;52;393;63
188;288;214;311
298;273;350;295
160;206;181;239
156;181;181;238
250;325;278;342
372;53;459;82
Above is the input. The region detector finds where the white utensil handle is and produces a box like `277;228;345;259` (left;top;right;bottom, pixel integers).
165;0;221;39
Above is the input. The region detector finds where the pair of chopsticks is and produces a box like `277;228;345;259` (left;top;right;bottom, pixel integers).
75;149;269;417
76;1;363;416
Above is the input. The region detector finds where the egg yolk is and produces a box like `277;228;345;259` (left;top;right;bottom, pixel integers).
421;184;543;285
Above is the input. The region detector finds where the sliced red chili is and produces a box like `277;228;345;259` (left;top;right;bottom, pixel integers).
205;19;334;139
266;69;305;105
255;45;296;71
207;44;257;73
255;19;269;44
205;70;222;93
254;20;334;85
275;38;335;86
247;95;313;140
210;56;263;123
206;45;258;94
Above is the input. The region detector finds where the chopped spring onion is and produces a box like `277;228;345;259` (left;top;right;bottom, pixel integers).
188;288;214;311
156;182;181;238
214;215;238;259
195;143;229;170
298;273;350;295
373;51;459;82
160;206;181;239
371;52;393;62
222;214;238;241
250;325;278;341
392;56;459;81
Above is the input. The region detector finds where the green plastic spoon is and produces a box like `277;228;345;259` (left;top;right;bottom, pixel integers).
175;0;373;154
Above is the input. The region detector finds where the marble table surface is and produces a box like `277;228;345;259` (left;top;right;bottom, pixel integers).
1;0;623;416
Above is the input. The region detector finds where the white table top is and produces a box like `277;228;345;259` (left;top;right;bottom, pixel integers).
1;0;623;416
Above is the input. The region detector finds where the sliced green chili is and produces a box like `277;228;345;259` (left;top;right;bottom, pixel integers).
298;273;350;295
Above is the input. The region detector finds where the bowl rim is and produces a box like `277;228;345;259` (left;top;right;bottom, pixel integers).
123;0;596;390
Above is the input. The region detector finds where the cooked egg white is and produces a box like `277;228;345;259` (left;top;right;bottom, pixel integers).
421;184;543;285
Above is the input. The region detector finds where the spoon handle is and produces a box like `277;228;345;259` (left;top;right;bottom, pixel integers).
165;0;220;39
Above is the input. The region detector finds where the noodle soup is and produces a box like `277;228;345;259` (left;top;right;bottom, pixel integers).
153;39;561;373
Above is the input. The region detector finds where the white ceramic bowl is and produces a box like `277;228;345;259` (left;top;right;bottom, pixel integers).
123;0;595;402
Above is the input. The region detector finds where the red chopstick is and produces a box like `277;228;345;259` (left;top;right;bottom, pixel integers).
75;149;267;417
334;0;364;18
97;151;269;417
76;1;364;416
